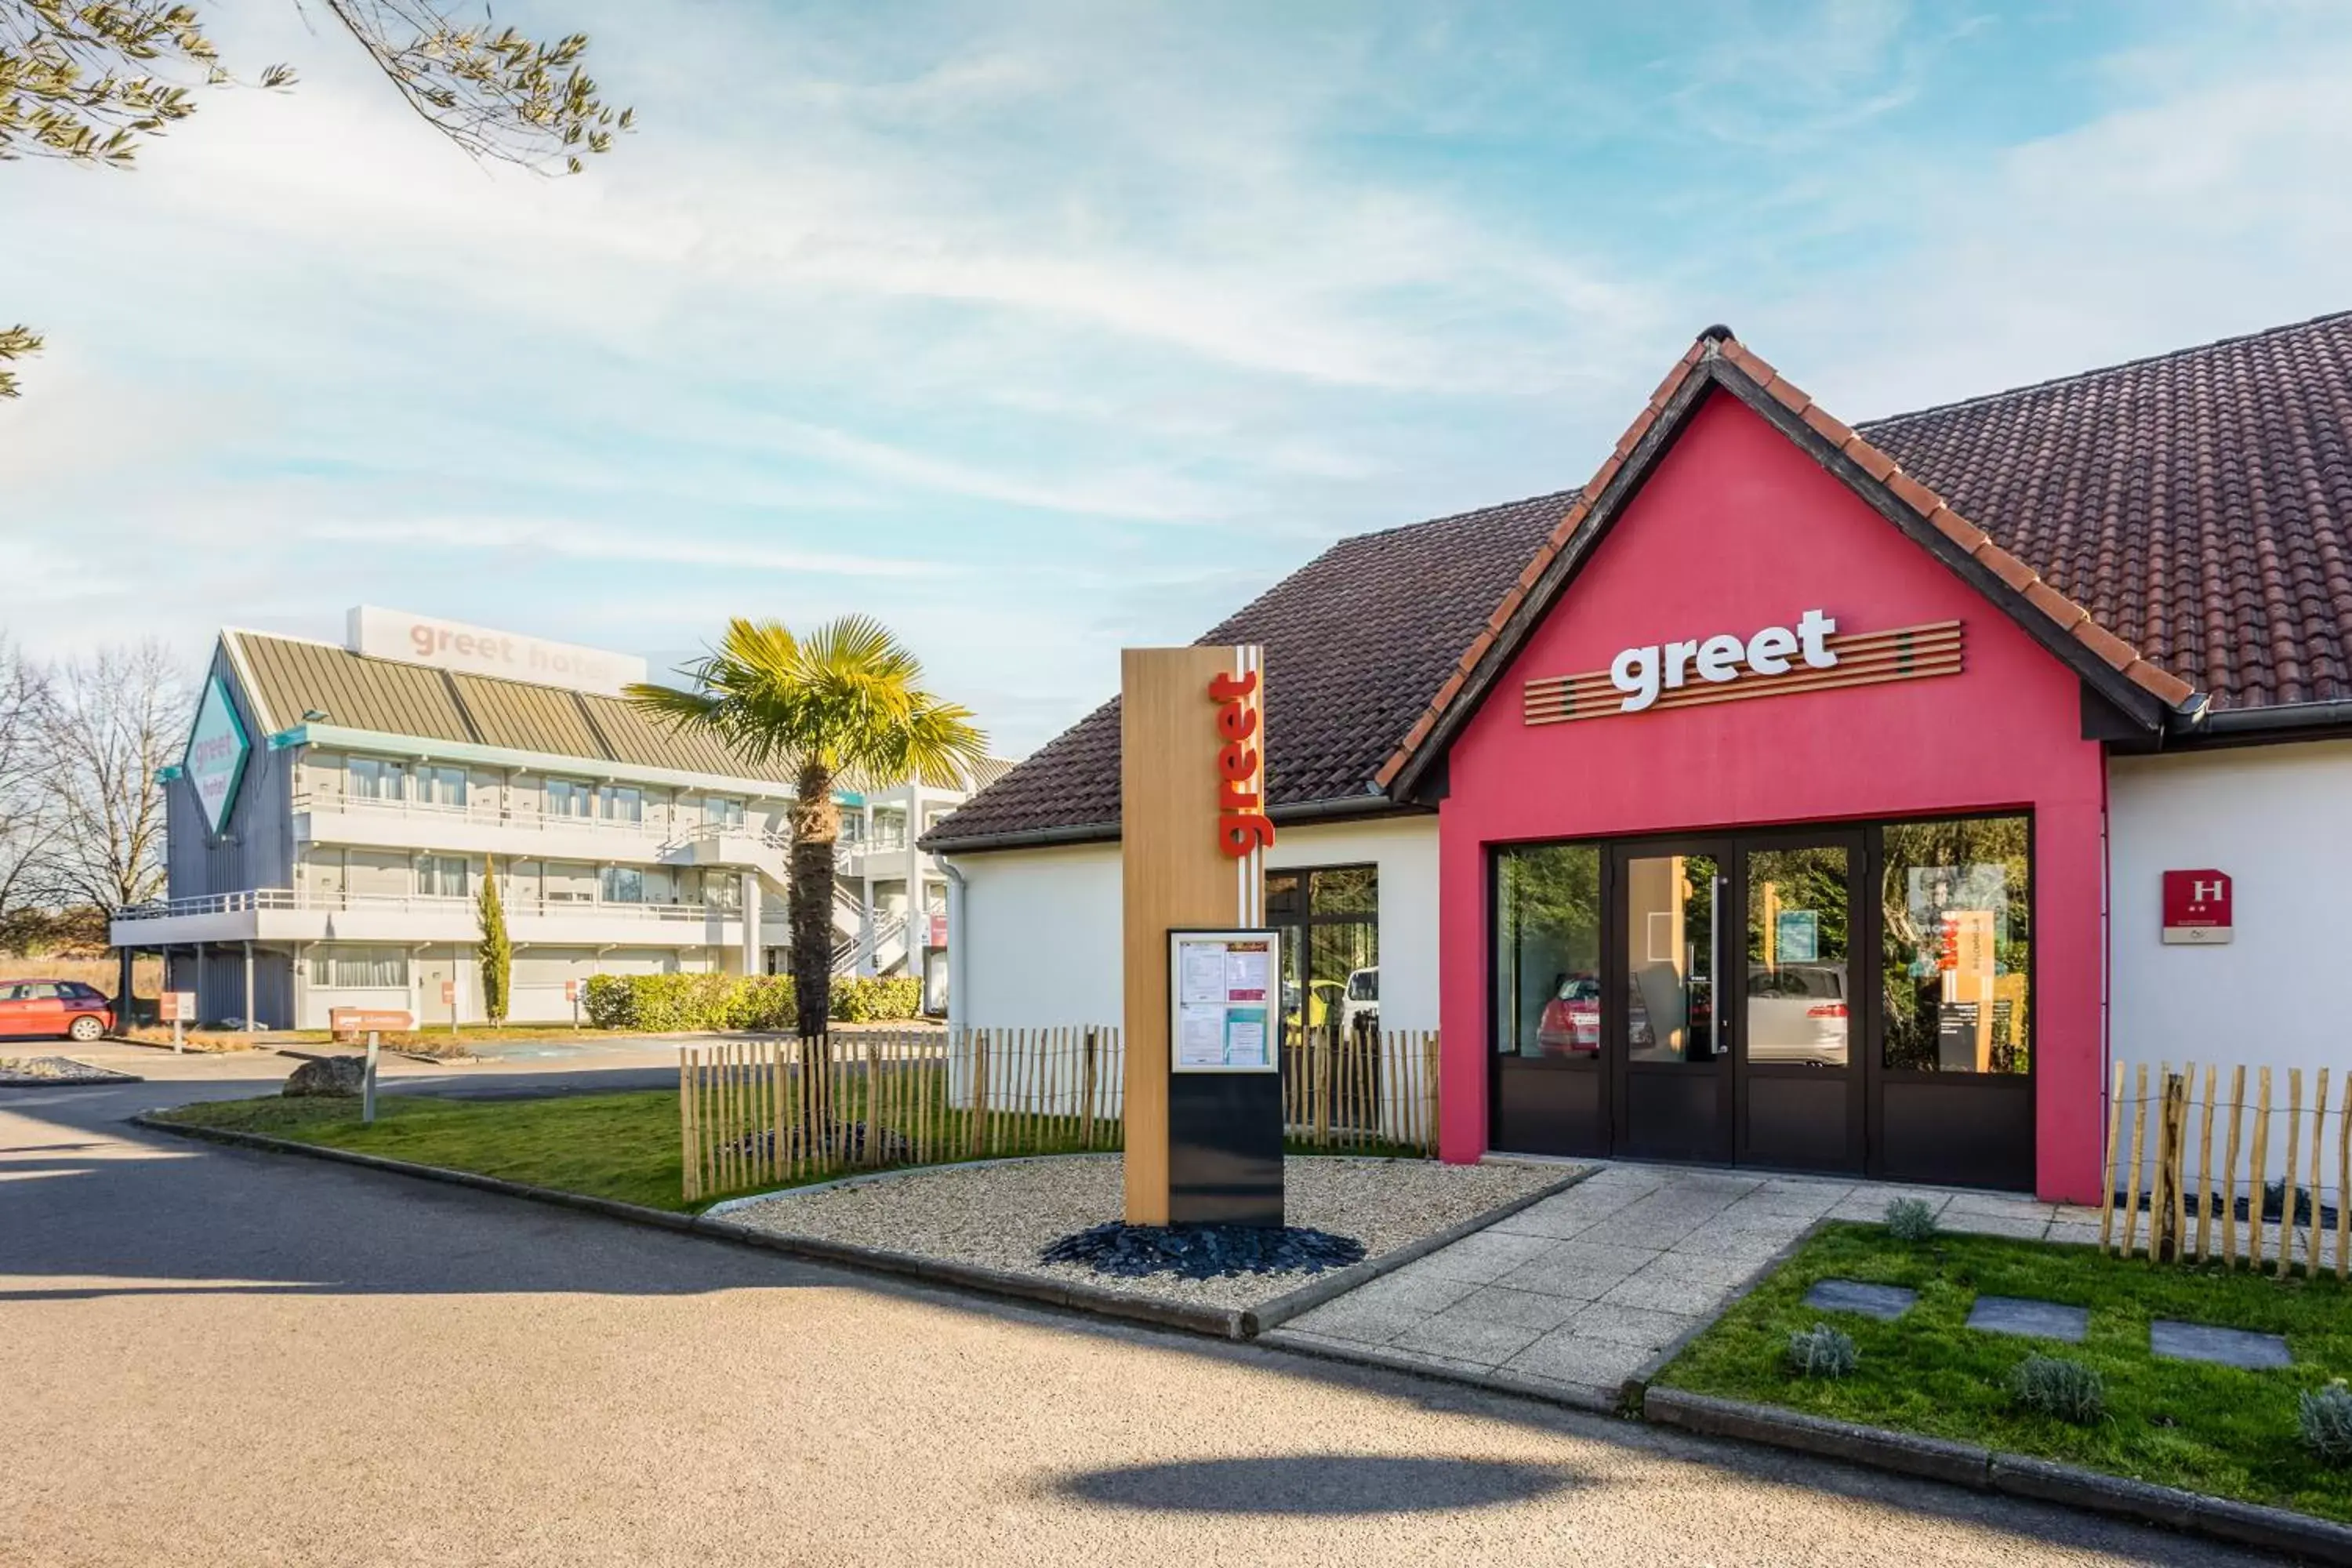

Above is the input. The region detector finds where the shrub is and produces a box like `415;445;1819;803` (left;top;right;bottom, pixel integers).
829;975;924;1022
2301;1381;2352;1464
1786;1323;1859;1378
1884;1196;1940;1242
2009;1354;2105;1425
579;972;797;1033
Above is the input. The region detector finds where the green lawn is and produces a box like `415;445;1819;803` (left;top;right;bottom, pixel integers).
154;1091;716;1211
156;1087;1436;1218
1655;1222;2352;1522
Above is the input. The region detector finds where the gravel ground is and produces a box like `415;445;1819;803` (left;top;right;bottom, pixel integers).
0;1054;140;1085
724;1154;1570;1308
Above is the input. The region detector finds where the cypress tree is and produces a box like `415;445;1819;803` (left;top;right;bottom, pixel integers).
477;858;512;1027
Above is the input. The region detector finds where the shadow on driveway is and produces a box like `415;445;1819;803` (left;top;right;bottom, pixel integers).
1057;1454;1581;1514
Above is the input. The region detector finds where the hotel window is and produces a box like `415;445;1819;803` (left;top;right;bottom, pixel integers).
416;766;467;808
416;855;470;898
543;861;597;903
601;786;644;825
600;866;646;905
308;946;410;988
1263;866;1379;1051
872;808;907;849
1493;844;1603;1059
546;779;595;819
348;757;406;801
704;797;746;831
1880;815;2031;1075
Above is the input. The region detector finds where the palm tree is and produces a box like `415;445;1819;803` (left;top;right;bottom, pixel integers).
627;616;986;1037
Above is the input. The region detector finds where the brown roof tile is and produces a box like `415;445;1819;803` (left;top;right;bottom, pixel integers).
926;490;1577;846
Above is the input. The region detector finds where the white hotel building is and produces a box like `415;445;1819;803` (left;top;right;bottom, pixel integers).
111;609;1005;1029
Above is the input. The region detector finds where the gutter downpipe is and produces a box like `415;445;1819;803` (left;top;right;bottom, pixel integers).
940;855;969;1043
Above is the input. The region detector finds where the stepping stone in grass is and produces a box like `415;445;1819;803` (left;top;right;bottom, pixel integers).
2150;1320;2292;1370
1802;1279;1916;1321
1965;1295;2087;1343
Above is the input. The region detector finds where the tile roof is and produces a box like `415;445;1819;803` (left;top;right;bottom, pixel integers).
1857;312;2352;712
924;491;1577;846
224;631;801;786
929;312;2352;850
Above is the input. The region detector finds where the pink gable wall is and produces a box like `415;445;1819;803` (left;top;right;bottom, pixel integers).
1436;390;2107;1200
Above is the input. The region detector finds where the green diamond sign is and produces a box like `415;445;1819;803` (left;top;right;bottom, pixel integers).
184;676;250;836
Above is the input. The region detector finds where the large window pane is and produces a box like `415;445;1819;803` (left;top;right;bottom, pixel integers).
1625;854;1719;1063
1746;844;1850;1067
1881;815;2031;1073
1494;844;1602;1059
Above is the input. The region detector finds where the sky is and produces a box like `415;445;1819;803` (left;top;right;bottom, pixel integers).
5;1;2350;757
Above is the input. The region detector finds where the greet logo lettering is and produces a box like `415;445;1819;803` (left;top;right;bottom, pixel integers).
1524;612;1966;727
183;676;251;836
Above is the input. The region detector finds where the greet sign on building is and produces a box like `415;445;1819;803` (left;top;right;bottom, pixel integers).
183;675;251;836
347;606;648;699
1523;612;1965;726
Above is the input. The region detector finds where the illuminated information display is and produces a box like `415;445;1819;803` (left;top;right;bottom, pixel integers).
1168;929;1281;1075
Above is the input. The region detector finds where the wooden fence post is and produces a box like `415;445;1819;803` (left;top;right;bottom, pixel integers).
2307;1068;2330;1279
2120;1063;2148;1258
2152;1069;2185;1263
2250;1067;2274;1271
2222;1064;2246;1266
2194;1064;2217;1261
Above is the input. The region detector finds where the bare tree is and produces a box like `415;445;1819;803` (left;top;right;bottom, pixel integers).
0;634;56;932
39;641;187;914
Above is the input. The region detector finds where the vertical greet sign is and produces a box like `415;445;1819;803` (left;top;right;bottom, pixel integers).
1121;645;1277;1226
183;676;251;837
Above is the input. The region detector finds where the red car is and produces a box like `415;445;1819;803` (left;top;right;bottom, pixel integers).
0;980;116;1042
1537;975;1602;1054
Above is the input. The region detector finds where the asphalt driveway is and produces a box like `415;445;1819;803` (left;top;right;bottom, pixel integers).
0;1044;2270;1566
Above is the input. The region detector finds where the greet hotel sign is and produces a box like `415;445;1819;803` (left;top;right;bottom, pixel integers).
183;675;251;836
347;605;648;699
1524;609;1965;725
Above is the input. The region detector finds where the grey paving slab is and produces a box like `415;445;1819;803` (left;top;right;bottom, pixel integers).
1803;1279;1917;1321
1444;1285;1584;1332
1494;1239;1657;1300
2045;1221;2104;1249
1388;1312;1549;1367
1347;1262;1483;1313
2151;1320;2292;1370
1940;1211;2053;1240
1967;1296;2088;1342
1502;1327;1655;1389
1404;1228;1561;1285
1599;1263;1751;1316
1944;1192;2059;1221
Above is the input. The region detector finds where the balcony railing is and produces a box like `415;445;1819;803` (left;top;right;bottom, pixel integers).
293;793;929;877
117;887;774;925
298;793;701;842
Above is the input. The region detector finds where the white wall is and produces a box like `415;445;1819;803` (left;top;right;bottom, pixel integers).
948;812;1441;1033
2110;739;2352;1085
953;841;1123;1029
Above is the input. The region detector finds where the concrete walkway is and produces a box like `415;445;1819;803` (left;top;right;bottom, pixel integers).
1270;1163;2097;1409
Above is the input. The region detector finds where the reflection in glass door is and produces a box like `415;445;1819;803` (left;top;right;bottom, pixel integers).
1614;847;1731;1161
1740;838;1864;1171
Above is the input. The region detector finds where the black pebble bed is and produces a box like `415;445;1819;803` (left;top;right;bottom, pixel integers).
1040;1221;1368;1279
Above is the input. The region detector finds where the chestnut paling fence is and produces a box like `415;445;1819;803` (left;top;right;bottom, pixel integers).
677;1026;1443;1203
2100;1061;2350;1276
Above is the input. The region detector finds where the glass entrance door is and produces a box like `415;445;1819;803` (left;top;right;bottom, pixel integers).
1613;844;1732;1161
1737;833;1864;1171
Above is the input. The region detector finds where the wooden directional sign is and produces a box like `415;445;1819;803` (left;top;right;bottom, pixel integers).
1121;644;1279;1227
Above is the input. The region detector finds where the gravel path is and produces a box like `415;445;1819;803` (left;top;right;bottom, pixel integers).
724;1154;1568;1308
